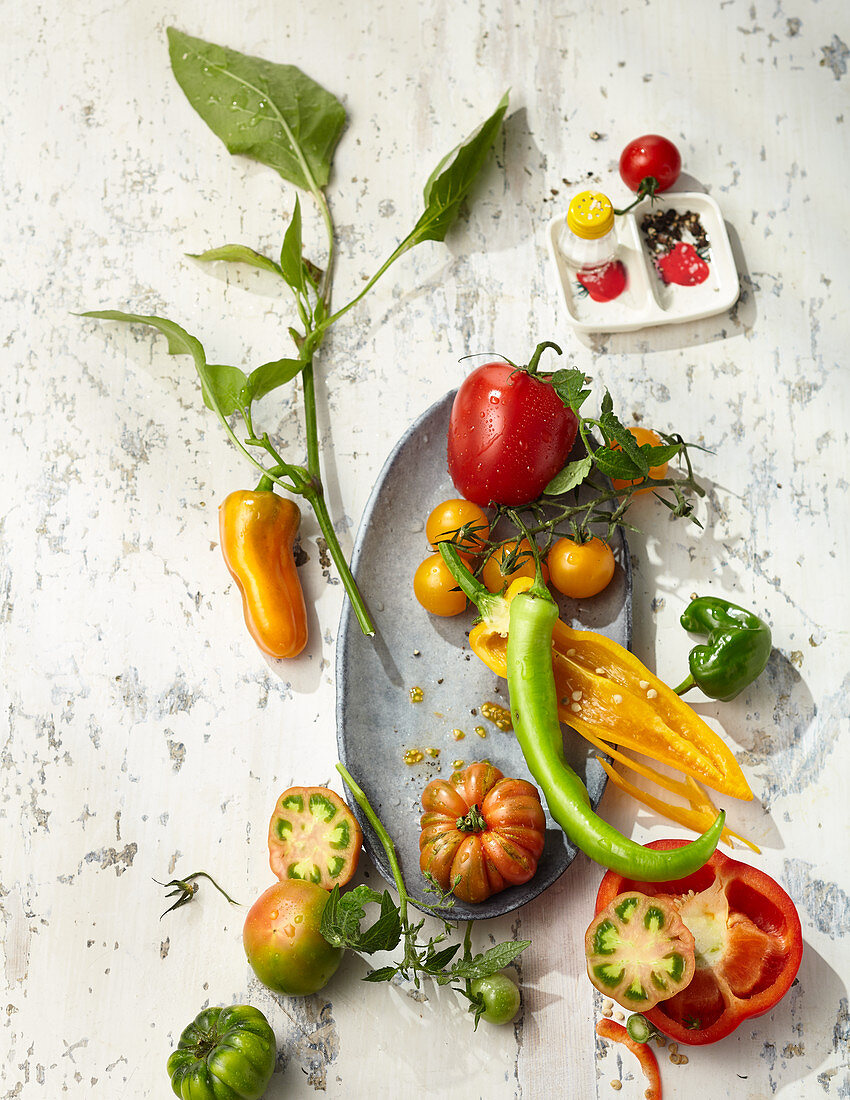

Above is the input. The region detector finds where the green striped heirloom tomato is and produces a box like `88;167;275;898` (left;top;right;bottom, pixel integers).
268;786;363;889
585;892;696;1012
166;1004;275;1099
243;880;343;996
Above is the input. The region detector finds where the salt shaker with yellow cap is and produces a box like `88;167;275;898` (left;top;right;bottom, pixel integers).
558;190;619;275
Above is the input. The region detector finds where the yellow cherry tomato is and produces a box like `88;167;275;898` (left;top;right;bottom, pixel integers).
610;427;669;494
414;553;470;617
547;537;615;599
482;539;549;593
425;498;490;554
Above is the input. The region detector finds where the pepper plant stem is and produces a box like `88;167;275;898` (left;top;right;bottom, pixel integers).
673;673;696;696
336;763;408;930
306;487;375;637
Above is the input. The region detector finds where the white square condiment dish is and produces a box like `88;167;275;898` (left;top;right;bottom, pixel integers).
547;191;740;334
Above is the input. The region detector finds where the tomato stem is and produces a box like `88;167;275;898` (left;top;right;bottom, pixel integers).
524;340;562;376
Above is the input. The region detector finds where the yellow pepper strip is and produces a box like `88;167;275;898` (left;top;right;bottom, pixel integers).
579;720;758;849
468;578;753;802
597;757;760;853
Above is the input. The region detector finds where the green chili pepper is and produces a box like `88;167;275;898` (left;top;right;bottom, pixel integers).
506;581;724;880
437;544;724;880
673;596;772;702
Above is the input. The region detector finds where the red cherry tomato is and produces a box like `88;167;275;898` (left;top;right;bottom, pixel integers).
619;135;681;193
448;358;578;507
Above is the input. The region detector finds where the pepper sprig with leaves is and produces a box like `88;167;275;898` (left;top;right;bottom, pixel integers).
83;28;508;639
321;764;529;1028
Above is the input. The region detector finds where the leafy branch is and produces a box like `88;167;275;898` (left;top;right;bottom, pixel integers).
468;368;707;580
82;28;508;640
321;764;529;1027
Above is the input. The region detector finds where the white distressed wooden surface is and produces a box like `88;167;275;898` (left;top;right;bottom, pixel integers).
2;1;849;1097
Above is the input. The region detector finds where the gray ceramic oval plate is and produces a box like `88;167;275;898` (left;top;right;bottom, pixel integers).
336;390;632;919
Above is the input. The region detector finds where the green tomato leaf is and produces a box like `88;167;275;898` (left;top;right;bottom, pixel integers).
551;368;592;414
242;358;304;404
409;92;509;244
644;442;682;467
186;243;282;276
423;943;462;973
319;884;401;954
598;395;649;474
362;966;399;983
450;939;531;981
78;310;247;416
544;455;593;496
592;447;645;480
167;27;346;191
279;196;308;298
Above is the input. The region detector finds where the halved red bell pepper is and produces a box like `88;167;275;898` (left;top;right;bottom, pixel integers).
595;840;803;1045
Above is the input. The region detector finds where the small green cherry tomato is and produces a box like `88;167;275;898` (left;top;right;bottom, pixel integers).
470;973;522;1025
166;1004;276;1100
243;880;343;996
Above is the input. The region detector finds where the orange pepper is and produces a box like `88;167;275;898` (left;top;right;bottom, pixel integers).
468;578;752;801
219;490;308;658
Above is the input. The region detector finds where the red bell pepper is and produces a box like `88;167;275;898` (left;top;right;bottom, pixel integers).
595;840;803;1045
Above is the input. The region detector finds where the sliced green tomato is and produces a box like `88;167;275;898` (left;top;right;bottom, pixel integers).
585;891;696;1012
268;786;363;890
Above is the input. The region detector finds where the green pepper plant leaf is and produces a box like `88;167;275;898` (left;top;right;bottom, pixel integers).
167;28;346;190
82;29;509;642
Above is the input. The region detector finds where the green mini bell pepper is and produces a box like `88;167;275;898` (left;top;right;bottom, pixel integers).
674;595;772;702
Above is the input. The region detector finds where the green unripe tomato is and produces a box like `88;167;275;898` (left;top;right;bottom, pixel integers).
470;973;522;1025
166;1004;275;1099
243;879;343;996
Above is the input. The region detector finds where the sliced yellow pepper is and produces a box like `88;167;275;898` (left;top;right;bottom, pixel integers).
468;578;752;802
598;757;760;853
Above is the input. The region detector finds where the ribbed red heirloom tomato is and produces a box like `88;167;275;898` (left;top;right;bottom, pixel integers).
447;346;578;507
420;761;546;904
595;840;803;1045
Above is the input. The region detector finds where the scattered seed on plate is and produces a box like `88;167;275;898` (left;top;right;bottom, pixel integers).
452;729;465;741
409;686;424;703
404;749;424;765
474;726;487;738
